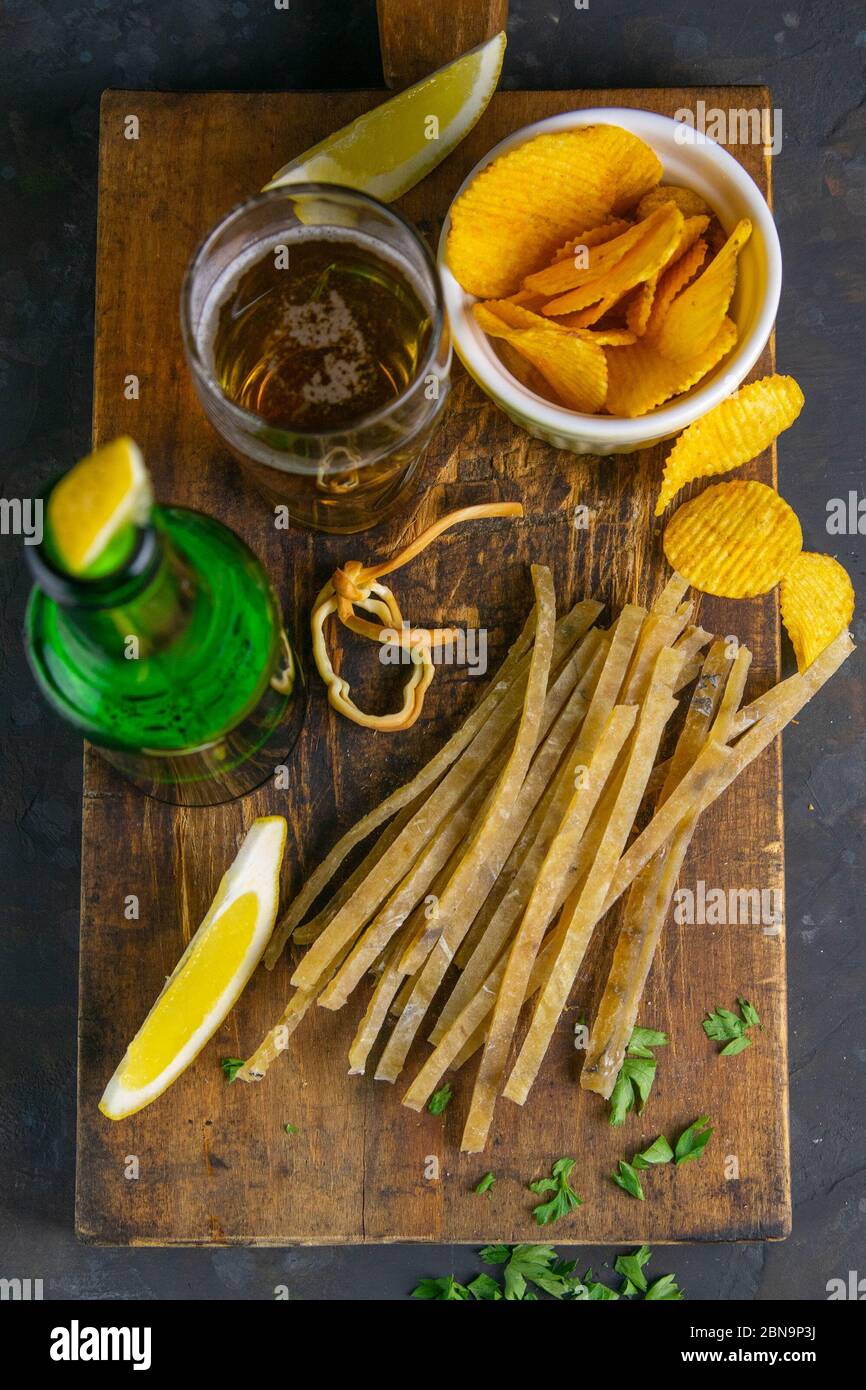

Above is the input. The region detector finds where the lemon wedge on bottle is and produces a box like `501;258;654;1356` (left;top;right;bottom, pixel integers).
47;436;152;576
100;817;287;1121
266;32;506;201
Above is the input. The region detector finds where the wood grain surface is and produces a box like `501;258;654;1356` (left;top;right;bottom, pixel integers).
377;0;508;88
76;83;789;1245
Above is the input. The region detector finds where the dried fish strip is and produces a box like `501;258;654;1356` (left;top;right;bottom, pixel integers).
326;621;604;1011
437;610;650;1041
430;609;650;1048
292;790;431;946
431;637;611;1041
653;570;690;615
620;605;691;702
503;645;684;1107
461;703;638;1150
372;566;558;1081
319;754;506;1009
348;918;418;1075
400;631;852;1117
292;571;562;994
581;640;744;1097
396;623;603;978
262;598;557;969
599;628;854;924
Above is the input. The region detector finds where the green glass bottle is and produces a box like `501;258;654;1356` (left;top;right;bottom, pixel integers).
26;497;305;805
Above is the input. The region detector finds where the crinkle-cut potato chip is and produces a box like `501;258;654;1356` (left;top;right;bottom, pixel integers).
494;326;608;412
637;184;711;219
577;124;663;213
475;300;634;347
475;298;560;333
577;327;636;346
496;338;560;401
671;213;710;258
655;218;752;361
663;480;803;599
552;218;633;262
605;315;737;417
780;552;854;671
655;374;805;515
524;214;655;297
625;277;657;335
644;238;707;338
542;205;684;316
555;296;623;328
445;132;617;298
473;303;608;410
624;220;709;339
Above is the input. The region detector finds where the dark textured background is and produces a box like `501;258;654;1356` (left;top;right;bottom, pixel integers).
1;0;864;1300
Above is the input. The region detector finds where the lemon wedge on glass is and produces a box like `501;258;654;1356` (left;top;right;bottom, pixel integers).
266;31;506;201
46;436;152;576
100;817;287;1121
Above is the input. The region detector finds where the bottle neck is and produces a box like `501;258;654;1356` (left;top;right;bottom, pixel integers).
29;511;197;657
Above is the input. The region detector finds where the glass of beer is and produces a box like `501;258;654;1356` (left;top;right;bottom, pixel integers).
181;185;450;533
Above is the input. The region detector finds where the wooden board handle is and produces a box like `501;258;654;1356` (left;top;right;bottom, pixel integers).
376;0;508;89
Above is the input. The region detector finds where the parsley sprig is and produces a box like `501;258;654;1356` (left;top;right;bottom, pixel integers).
612;1160;644;1200
412;1275;471;1300
609;1027;668;1126
411;1244;683;1301
612;1134;674;1200
612;1120;711;1199
528;1157;583;1225
703;997;761;1056
220;1057;245;1082
427;1083;453;1115
633;1134;675;1168
674;1114;713;1165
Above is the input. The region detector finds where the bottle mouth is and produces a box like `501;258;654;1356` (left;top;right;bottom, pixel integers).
26;518;161;609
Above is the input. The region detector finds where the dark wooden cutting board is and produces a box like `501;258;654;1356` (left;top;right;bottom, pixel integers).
76;77;789;1245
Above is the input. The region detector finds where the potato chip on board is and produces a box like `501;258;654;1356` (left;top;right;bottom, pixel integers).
655;217;752;360
663;480;803;598
605;316;737;417
577;124;663;212
644;238;707;338
780;552;855;671
446;131;617;297
655;374;805;515
542;204;684;316
637;184;711;219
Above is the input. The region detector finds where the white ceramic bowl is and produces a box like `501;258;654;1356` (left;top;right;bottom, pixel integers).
438;108;782;455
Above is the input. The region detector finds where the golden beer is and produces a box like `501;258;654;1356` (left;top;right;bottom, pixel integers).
182;186;450;533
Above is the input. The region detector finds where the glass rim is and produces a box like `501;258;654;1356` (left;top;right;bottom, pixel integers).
179;182;448;443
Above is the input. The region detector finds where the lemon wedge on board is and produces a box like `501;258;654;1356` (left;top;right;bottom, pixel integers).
46;436;152;576
265;31;506;201
100;816;287;1121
